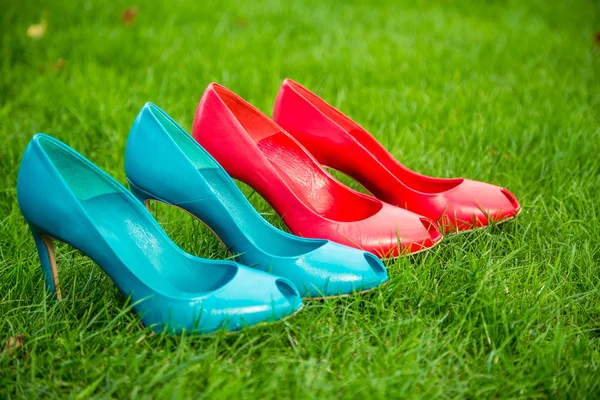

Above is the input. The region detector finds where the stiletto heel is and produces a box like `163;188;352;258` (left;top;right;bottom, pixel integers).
17;134;302;333
125;103;389;298
273;79;521;233
31;228;62;300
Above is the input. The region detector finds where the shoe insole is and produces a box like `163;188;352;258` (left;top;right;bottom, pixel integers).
257;132;382;222
82;192;237;295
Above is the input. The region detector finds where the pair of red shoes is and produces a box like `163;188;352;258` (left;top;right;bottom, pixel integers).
192;80;521;258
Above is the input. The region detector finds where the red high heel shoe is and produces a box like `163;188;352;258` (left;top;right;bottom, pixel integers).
192;83;442;258
273;79;521;233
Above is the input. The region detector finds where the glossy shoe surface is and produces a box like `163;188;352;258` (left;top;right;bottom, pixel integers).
17;134;302;334
273;79;521;233
191;84;442;257
125;103;388;297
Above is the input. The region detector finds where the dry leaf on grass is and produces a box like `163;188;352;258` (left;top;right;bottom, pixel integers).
27;17;47;39
4;335;23;356
122;7;139;26
55;58;65;70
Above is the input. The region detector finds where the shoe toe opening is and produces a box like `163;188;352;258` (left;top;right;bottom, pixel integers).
501;188;520;210
364;253;388;280
275;279;301;305
420;217;443;243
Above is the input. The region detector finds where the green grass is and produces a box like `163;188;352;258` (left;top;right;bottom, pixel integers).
1;0;599;397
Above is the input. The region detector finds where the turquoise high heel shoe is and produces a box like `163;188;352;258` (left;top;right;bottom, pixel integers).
124;103;389;298
17;134;303;334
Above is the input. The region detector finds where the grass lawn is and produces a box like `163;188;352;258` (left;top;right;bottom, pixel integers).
1;0;600;397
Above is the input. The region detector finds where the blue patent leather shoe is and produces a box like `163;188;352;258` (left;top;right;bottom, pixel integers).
17;134;303;334
124;103;389;298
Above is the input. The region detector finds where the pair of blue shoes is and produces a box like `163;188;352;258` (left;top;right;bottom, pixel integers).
17;103;388;334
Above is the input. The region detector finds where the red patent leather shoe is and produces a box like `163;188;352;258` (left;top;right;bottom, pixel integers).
192;83;442;258
273;79;521;233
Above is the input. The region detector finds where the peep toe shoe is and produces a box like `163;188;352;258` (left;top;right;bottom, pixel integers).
17;134;302;333
273;79;521;233
124;103;389;298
